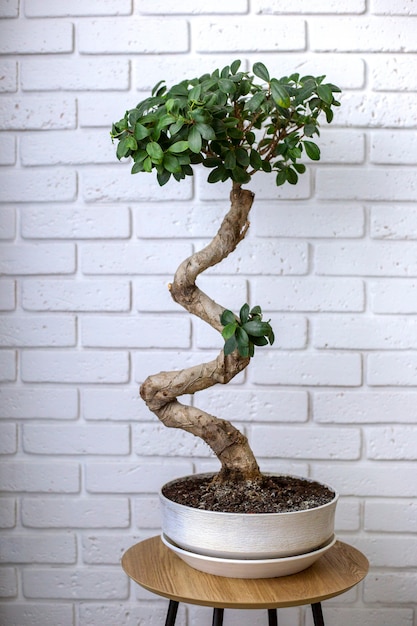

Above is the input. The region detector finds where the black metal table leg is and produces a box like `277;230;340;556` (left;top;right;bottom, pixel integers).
165;599;179;626
212;607;224;626
268;608;278;625
311;602;325;626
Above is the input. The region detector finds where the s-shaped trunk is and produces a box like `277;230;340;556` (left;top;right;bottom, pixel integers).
140;183;262;483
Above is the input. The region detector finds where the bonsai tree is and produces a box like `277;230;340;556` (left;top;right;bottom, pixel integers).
111;60;341;491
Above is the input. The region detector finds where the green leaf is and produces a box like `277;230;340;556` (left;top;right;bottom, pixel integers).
143;156;153;172
276;169;287;186
156;169;171;186
245;91;266;112
231;166;250;184
224;335;237;356
235;148;250;168
188;126;202;153
208;166;228;183
303;140;321;161
239;303;250;324
317;84;334;105
221;309;237;325
250;305;262;317
251;336;268;347
253;62;270;82
134;123;150;140
196;123;216;141
286;167;299;185
242;320;271;337
146;141;164;163
218;78;235;94
231;59;241;75
163;153;182;173
236;327;250;357
270;79;291;108
250;149;263;170
224;150;237;170
167;141;189;154
222;322;238;340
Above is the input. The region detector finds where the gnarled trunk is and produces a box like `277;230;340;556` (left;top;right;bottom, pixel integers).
140;183;262;483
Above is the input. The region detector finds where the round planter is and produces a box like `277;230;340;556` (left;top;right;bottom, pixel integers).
160;473;338;560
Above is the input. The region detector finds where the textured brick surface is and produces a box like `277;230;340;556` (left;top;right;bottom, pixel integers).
1;4;416;625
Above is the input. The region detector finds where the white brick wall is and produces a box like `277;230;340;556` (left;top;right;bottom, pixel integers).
1;2;416;625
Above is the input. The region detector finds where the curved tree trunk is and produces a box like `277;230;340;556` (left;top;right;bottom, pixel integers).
140;183;262;483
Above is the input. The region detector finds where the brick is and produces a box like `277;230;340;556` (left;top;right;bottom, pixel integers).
317;168;417;201
0;423;17;454
335;92;417;128
253;277;364;311
0;244;76;275
78;18;189;53
315;129;365;164
82;387;146;421
0;0;19;17
137;0;248;13
192;17;306;52
22;424;130;455
81;241;193;275
368;352;417;386
132;350;223;384
78;93;133;127
134;423;210;457
21;130;116;165
22;496;130;528
25;0;132;16
255;0;365;13
0;462;80;493
313;391;417;424
197;168;311;201
0;351;16;382
365;499;417;532
0;97;76;129
206;241;308;276
365;426;417;460
0;315;76;347
370;55;417;91
22;497;130;528
197;389;308;423
21;350;130;383
0;20;73;53
365;573;417;603
371;131;417;164
21;205;131;239
315;242;417;276
22;568;128;600
81;167;193;202
135;201;230;238
82;533;149;564
0;387;78;420
21;58;130;92
0;133;15;164
0;208;15;239
0;498;16;528
0;280;15;311
313;315;417;349
85;461;193;493
0;567;17;598
78;604;168;626
310;16;417;51
0;533;76;564
312;463;417;497
0;60;17;92
370;279;417;313
255;202;364;238
80;315;190;348
251;352;362;386
22;279;130;312
335;498;361;532
251;425;360;459
0;169;77;202
133;495;160;528
371;0;417;14
371;205;417;239
0;604;74;626
322;608;413;626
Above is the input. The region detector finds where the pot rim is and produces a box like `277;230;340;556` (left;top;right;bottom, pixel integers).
160;472;339;517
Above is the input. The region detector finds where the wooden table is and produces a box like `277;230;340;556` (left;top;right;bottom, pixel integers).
121;536;369;626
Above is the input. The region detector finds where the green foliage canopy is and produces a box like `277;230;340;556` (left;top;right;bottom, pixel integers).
111;60;341;188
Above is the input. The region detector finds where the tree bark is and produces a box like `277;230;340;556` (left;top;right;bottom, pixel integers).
140;183;262;483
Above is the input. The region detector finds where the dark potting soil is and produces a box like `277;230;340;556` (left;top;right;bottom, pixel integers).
162;474;335;514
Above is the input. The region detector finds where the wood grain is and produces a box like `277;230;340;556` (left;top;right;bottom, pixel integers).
121;536;368;609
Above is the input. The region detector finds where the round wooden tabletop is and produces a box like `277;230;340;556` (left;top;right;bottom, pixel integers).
121;536;369;609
